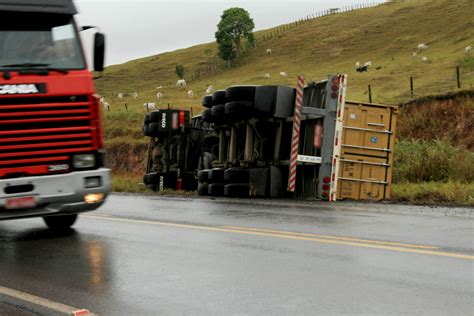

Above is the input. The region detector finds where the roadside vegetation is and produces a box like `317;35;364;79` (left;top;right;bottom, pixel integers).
97;0;473;205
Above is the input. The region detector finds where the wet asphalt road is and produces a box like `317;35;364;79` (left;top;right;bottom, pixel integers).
0;194;473;315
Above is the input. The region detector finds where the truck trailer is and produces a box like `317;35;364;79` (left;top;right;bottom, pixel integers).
0;0;110;229
142;75;397;201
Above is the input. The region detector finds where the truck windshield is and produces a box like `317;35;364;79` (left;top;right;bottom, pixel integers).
0;13;85;70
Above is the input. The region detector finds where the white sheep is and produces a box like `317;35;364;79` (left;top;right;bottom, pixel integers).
156;92;163;101
364;61;372;68
156;86;163;89
117;93;123;101
264;73;271;79
412;52;418;57
266;48;272;54
187;90;194;98
132;92;138;100
418;43;429;51
99;97;106;105
280;72;288;78
205;85;214;94
103;101;110;111
465;45;472;54
176;79;187;87
355;62;361;67
143;102;157;112
421;56;428;62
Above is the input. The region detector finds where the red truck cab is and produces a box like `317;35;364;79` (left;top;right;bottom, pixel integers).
0;0;110;229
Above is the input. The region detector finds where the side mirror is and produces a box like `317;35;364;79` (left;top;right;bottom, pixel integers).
93;32;105;72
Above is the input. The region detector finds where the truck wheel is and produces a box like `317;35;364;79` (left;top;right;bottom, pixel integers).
224;101;254;121
224;183;250;198
212;90;226;105
226;86;257;102
211;104;225;125
43;214;78;231
201;108;213;123
224;168;249;183
202;95;213;108
208;168;225;183
208;183;225;196
197;169;210;182
197;183;209;196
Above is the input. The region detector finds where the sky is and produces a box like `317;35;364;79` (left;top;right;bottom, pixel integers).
75;0;382;66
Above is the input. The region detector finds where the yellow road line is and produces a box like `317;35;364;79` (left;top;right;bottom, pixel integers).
82;215;474;260
223;226;439;249
0;285;94;315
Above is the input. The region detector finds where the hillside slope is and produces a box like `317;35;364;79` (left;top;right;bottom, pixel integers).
96;0;473;111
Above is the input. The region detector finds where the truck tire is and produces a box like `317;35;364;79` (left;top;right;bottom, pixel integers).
224;183;250;198
197;169;210;182
208;168;224;183
208;183;225;196
202;95;213;108
224;168;249;183
197;183;209;196
226;86;257;102
224;101;254;121
211;104;225;125
43;214;78;231
201;108;213;123
212;90;226;105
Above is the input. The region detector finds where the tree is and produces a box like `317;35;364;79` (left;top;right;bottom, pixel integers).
215;7;255;67
175;64;185;79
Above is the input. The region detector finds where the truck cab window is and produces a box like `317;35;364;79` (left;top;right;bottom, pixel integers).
0;13;85;70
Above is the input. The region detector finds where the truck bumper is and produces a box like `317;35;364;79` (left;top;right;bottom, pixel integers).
0;168;111;220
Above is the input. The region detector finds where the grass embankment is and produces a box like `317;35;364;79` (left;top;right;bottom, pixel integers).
97;0;473;205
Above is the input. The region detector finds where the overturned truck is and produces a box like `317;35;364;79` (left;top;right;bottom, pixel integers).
142;75;397;201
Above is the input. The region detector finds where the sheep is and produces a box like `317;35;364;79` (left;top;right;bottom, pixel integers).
143;102;157;112
187;90;194;98
356;65;368;73
103;101;110;111
355;62;361;68
156;86;163;89
205;85;214;94
99;97;106;105
156;92;163;101
132;92;138;100
264;73;271;79
117;93;123;101
280;72;288;78
176;79;187;87
364;61;372;68
421;56;428;62
266;48;272;54
417;43;429;51
465;45;472;54
412;52;418;57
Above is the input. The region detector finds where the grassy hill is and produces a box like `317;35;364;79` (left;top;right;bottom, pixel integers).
97;0;474;204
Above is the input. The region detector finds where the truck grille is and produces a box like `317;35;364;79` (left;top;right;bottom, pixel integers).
0;96;95;178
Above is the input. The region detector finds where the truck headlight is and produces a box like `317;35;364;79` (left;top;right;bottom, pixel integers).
73;154;96;168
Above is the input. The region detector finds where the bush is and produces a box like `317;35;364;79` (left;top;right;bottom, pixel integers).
393;139;474;183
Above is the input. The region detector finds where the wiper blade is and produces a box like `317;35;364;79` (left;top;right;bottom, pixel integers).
0;63;50;67
0;63;69;74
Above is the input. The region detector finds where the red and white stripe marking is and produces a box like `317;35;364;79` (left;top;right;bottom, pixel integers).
287;75;305;192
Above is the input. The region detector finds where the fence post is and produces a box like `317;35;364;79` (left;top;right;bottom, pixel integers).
368;84;372;103
124;103;128;112
456;66;461;89
410;77;414;98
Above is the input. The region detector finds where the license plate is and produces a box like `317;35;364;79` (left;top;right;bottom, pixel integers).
5;196;37;210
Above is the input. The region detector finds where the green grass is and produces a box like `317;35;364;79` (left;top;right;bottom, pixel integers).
391;181;474;206
393;139;474;183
